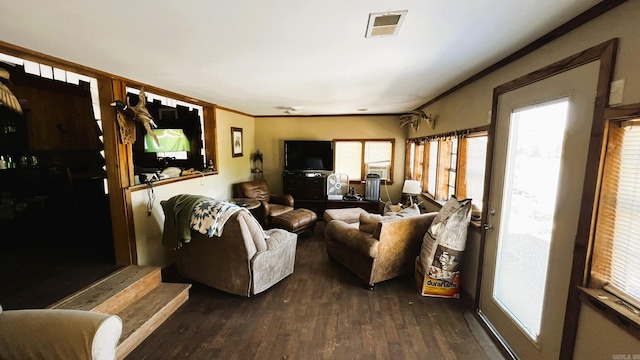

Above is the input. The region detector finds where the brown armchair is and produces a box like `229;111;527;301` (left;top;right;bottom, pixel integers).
233;179;294;226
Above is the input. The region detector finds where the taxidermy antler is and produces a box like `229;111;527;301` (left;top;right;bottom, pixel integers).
110;87;159;146
399;110;433;131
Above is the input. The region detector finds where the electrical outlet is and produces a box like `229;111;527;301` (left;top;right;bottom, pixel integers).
609;79;625;106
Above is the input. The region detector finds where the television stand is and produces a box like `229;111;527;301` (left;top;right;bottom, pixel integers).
282;172;327;218
282;172;382;216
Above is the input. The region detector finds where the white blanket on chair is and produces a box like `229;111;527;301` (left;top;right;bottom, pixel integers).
190;199;268;239
190;199;247;237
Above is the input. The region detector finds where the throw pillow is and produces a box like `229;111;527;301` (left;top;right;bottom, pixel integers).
384;203;420;217
359;204;421;233
383;202;404;214
359;213;383;233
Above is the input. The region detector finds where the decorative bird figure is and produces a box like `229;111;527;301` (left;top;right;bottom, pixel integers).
0;68;23;115
110;87;159;145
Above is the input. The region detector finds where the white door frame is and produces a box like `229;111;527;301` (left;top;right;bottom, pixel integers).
475;38;618;359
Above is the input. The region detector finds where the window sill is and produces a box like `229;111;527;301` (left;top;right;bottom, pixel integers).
578;287;640;340
129;170;216;191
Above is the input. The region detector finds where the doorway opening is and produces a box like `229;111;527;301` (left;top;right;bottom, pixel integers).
0;53;115;309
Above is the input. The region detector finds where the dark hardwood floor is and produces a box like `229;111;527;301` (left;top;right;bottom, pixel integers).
128;222;507;360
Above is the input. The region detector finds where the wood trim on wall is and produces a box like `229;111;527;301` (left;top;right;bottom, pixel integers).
205;106;219;172
415;0;628;111
456;138;469;200
108;79;137;264
562;38;618;360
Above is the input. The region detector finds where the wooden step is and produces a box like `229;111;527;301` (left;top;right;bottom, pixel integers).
116;282;191;360
48;265;161;313
46;265;191;359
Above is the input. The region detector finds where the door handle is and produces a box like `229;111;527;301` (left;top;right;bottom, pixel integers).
483;223;494;231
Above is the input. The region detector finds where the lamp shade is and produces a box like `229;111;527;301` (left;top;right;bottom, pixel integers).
144;129;191;152
402;180;422;195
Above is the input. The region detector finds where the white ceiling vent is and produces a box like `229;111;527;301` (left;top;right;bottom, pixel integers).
365;10;408;38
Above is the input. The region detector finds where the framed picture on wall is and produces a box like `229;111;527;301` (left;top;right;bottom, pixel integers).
231;127;243;157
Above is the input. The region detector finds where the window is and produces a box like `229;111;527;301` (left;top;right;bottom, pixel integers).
407;128;488;207
334;139;394;182
458;133;488;211
590;119;640;307
0;52;107;191
427;140;438;195
450;138;458;196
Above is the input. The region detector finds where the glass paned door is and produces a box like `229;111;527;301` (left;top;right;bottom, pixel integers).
493;99;569;340
479;60;599;359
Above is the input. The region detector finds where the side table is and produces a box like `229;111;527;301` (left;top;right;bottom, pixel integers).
228;198;260;210
228;198;262;221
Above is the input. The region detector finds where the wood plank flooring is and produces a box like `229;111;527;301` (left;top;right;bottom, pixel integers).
127;222;507;360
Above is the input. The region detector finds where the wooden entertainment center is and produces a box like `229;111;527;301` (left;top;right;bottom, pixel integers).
282;172;381;218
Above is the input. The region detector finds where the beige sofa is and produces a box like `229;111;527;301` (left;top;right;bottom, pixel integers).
161;199;298;297
325;206;436;290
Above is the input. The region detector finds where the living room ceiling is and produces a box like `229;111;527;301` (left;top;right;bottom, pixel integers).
1;1;603;116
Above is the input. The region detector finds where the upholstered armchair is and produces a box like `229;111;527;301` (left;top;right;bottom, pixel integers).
161;199;298;296
0;307;122;360
233;179;295;227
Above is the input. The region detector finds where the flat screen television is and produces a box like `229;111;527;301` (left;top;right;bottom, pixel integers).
284;140;334;172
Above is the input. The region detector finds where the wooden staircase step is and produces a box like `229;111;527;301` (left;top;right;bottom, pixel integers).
116;282;191;360
47;265;161;313
45;265;191;359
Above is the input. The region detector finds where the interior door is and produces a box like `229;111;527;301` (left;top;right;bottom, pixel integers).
478;60;600;359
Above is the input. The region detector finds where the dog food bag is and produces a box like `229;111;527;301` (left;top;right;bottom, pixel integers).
419;196;472;283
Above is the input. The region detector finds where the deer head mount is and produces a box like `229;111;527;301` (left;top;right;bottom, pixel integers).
399;110;435;131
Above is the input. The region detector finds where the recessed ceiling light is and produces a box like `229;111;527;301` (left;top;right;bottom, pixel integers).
365;10;408;38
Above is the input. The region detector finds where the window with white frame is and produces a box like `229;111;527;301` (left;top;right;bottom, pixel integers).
590;119;640;308
334;139;394;182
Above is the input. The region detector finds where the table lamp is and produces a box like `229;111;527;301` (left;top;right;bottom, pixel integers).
402;179;422;205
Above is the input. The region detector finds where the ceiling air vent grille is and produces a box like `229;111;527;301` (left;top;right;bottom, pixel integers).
365;10;408;38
